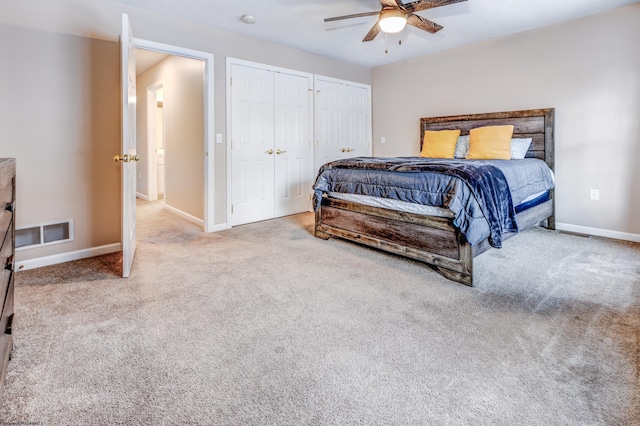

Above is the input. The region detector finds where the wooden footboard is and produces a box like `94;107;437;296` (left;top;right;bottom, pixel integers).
315;197;555;286
315;197;474;285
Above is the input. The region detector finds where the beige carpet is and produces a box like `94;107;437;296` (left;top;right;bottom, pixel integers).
0;201;638;425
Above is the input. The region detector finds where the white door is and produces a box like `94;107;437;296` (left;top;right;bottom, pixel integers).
314;77;372;174
119;13;138;277
314;78;343;173
230;64;275;225
344;84;371;157
274;72;313;216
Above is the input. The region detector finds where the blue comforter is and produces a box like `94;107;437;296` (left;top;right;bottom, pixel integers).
313;157;555;248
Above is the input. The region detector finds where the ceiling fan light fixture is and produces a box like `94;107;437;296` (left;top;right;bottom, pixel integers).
378;9;407;33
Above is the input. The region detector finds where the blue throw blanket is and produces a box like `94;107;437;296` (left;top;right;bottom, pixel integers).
313;157;521;248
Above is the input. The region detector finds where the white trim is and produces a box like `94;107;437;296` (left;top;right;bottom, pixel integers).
15;243;122;272
134;38;216;232
163;204;205;227
226;58;233;228
208;222;231;232
227;57;314;79
313;74;372;90
136;192;150;201
556;223;640;243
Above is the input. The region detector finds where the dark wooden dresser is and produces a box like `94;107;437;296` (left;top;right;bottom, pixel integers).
0;158;15;398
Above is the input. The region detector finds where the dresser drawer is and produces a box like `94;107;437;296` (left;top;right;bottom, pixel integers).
0;177;13;205
0;221;13;310
0;273;14;397
0;177;13;233
0;210;11;243
0;219;12;261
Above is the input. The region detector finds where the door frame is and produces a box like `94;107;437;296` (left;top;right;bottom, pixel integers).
134;38;216;232
225;57;314;227
146;81;163;202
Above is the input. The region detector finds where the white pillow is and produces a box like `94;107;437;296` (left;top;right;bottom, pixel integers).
454;135;470;159
510;137;533;159
457;135;532;159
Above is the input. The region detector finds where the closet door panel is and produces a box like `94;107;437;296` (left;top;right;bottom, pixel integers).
314;79;343;173
314;78;372;174
274;72;313;217
345;85;371;156
231;65;275;225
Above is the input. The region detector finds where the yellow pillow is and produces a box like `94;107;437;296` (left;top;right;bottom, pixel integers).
420;129;461;159
467;125;514;160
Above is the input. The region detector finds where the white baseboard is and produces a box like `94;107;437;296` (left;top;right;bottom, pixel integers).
163;204;204;227
136;192;150;201
207;223;230;232
556;223;640;243
15;243;122;272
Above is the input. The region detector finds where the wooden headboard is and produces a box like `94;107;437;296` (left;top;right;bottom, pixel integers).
420;108;555;171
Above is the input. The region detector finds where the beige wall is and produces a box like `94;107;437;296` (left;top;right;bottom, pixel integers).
372;5;640;236
136;55;205;220
0;0;371;262
0;24;121;261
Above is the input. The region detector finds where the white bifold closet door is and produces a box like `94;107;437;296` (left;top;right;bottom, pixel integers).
230;64;313;226
314;77;372;174
273;72;312;218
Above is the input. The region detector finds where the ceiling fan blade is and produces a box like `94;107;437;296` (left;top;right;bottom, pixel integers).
379;0;401;7
362;22;382;42
324;11;380;22
404;0;467;13
406;13;443;33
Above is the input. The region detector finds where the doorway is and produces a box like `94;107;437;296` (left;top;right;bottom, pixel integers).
133;39;215;232
145;83;165;202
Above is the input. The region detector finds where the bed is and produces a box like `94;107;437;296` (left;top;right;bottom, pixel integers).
313;108;555;286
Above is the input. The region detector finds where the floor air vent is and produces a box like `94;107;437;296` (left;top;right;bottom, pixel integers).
16;220;74;249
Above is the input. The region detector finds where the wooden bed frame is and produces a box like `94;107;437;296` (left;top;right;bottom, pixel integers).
314;108;555;286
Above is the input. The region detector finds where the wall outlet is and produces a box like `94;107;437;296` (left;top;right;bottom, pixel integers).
590;189;600;201
381;136;386;144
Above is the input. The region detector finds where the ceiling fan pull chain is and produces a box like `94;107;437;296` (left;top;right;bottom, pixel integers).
384;32;389;54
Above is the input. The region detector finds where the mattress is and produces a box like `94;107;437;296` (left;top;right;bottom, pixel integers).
328;190;550;218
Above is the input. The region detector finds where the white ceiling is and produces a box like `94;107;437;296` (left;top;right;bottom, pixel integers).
136;48;169;75
117;0;639;68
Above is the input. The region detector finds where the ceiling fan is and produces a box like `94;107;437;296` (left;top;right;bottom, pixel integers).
324;0;468;42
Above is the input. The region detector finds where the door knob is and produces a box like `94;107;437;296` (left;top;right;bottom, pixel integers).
114;154;140;163
266;149;274;155
276;149;287;155
341;148;355;153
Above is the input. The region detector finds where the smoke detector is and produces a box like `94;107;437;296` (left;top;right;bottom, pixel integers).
240;14;256;24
